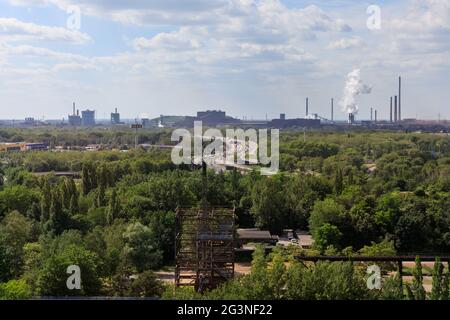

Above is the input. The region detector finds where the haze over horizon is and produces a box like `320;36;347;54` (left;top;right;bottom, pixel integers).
0;0;449;121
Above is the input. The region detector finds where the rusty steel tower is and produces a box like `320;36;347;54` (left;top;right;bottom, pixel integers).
175;163;235;292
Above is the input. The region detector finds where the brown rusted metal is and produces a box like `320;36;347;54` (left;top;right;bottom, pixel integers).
175;207;235;293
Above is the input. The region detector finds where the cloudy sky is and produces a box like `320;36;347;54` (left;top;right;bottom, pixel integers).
0;0;449;120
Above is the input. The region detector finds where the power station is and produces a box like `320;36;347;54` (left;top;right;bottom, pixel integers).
68;103;95;126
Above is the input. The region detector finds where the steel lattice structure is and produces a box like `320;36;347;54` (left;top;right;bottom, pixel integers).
175;207;235;292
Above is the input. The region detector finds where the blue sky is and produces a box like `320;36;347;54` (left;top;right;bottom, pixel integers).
0;0;449;120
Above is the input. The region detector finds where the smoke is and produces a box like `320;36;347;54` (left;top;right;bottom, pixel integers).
339;69;372;115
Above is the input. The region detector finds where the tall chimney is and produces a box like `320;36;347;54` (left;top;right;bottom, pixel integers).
375;110;378;123
390;97;393;123
398;76;402;121
306;98;309;117
331;98;334;121
371;108;373;122
115;107;118;113
348;113;355;124
394;95;398;123
73;102;76;116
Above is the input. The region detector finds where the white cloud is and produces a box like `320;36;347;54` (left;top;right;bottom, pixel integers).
328;37;365;50
0;17;90;43
8;0;229;25
127;2;350;77
7;0;352;31
133;28;201;51
385;0;450;54
0;42;89;62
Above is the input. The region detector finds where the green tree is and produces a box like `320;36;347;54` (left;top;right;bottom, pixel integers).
314;223;343;253
40;179;52;222
123;222;163;272
380;275;404;300
81;163;91;196
442;266;449;300
37;244;101;296
431;257;443;300
46;189;70;235
0;279;32;300
69;194;79;215
0;186;40;219
250;175;290;233
81;162;97;195
309;198;346;232
268;251;287;299
128;271;163;297
106;189;120;225
411;256;426;300
60;179;70;209
97;183;106;208
0;211;32;282
333;167;344;195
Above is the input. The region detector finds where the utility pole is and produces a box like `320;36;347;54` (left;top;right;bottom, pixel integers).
131;122;143;149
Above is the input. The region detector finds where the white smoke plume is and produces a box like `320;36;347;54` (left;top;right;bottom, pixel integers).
340;69;372;115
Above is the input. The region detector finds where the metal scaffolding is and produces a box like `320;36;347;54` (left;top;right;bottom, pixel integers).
175;207;235;292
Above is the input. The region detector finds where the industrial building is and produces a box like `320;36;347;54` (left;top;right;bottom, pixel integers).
111;108;121;125
68;105;96;126
81;110;95;126
24;143;49;151
0;142;48;152
24;118;36;126
0;143;22;152
235;229;278;247
68;103;82;126
68;103;96;126
141;118;157;128
270;114;321;129
196;110;227;125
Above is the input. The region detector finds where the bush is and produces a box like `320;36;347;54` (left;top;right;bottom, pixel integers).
0;279;32;300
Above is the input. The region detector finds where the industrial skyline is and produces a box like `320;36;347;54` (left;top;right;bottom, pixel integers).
0;1;449;120
0;74;414;125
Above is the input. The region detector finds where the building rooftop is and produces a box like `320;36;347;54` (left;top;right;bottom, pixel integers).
236;228;273;240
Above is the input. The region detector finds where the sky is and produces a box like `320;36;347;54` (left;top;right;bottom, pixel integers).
0;0;449;121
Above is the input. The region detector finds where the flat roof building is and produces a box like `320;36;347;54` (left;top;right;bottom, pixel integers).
81;109;95;126
111;108;121;125
235;228;278;247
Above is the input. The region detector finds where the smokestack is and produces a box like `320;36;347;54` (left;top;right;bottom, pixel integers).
399;77;402;120
331;98;334;121
73;102;76;116
115;107;118;113
375;110;378;123
390;97;393;123
77;109;79;116
348;113;355;124
371;108;373;122
306;98;309;117
394;95;398;123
